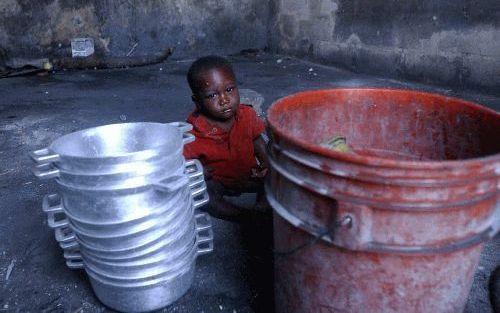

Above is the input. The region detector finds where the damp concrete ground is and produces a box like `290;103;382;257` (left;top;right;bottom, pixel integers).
0;53;498;313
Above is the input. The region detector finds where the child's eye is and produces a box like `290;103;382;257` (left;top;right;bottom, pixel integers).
226;87;234;93
206;93;217;99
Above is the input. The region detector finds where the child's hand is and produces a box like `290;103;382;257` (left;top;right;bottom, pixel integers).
251;166;268;178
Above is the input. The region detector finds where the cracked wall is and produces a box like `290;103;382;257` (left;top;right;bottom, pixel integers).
269;0;500;94
0;0;269;61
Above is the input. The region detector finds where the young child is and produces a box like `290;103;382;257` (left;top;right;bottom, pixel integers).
183;55;270;222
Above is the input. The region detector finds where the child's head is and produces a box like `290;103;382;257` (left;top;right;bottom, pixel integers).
187;55;240;122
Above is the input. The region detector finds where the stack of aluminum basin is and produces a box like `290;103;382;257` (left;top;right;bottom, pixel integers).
30;122;213;313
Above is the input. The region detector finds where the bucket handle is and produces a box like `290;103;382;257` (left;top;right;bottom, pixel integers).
29;148;60;164
269;143;500;253
267;182;499;254
266;183;352;256
195;213;213;256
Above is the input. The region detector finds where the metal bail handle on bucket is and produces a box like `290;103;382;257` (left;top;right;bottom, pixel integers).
266;88;500;313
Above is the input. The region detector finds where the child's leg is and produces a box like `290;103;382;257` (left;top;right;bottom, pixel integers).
255;184;271;212
241;178;271;212
202;180;254;222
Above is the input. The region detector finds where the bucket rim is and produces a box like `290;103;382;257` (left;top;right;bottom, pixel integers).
267;87;500;169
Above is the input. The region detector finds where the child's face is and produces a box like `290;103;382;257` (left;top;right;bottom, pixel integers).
192;67;240;122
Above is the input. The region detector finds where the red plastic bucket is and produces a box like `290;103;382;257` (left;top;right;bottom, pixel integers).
266;88;500;313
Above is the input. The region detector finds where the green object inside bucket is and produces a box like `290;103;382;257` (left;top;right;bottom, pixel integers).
320;135;353;153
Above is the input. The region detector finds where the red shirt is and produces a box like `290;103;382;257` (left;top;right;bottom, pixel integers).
184;105;265;189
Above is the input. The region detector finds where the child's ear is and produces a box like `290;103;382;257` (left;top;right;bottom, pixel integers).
192;95;203;110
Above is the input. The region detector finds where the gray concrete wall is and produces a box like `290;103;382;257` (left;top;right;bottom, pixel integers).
0;0;269;60
269;0;500;94
2;0;499;94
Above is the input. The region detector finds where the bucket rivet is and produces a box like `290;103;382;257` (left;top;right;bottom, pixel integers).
339;215;352;228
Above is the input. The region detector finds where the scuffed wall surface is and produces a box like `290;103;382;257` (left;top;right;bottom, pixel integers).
2;0;498;93
269;0;500;94
0;0;269;60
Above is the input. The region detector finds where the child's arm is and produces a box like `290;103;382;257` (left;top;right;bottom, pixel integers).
252;135;269;178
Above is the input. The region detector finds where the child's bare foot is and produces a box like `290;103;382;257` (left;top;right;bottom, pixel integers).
202;180;255;222
201;179;272;224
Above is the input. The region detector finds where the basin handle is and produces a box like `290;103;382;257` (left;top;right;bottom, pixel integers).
47;210;69;229
33;163;60;179
155;159;206;192
167;122;195;144
42;194;64;214
54;226;76;243
185;159;204;178
186;159;207;189
60;240;79;250
191;181;206;198
43;193;70;228
55;225;81;254
193;189;209;209
167;121;193;133
189;172;205;189
66;259;84;270
154;157;196;192
192;183;209;209
154;175;189;193
63;251;82;260
182;132;195;145
195;213;213;255
29;148;60;164
195;212;212;232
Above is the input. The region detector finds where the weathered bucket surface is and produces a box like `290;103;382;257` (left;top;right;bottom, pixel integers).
266;88;500;313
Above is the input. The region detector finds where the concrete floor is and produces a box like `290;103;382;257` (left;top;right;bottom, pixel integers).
0;53;498;313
